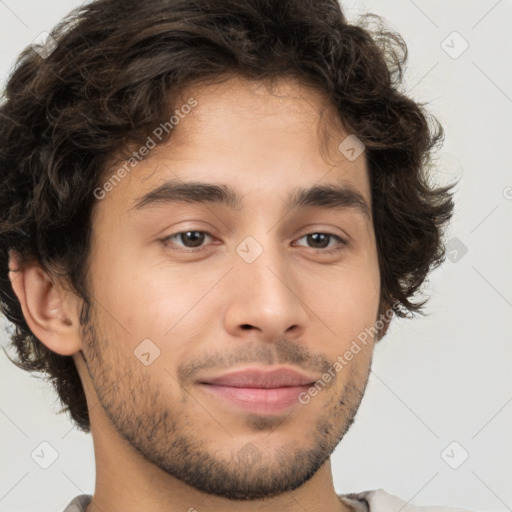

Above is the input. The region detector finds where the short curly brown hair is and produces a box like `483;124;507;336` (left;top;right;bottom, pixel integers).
0;0;456;433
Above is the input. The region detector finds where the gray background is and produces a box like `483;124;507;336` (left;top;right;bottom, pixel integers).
0;1;511;511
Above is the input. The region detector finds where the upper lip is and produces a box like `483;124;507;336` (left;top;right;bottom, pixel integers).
198;367;318;388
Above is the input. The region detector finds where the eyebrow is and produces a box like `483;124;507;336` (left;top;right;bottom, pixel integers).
130;180;371;220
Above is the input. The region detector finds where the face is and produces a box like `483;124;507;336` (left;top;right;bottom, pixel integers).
78;75;381;500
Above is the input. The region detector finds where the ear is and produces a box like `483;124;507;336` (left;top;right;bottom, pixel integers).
8;251;83;356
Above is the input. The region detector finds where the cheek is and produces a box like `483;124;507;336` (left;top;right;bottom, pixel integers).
303;259;380;351
99;259;217;344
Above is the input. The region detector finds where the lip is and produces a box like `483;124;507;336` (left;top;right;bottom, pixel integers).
198;367;318;414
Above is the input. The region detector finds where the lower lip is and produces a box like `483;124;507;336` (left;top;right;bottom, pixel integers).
199;384;311;414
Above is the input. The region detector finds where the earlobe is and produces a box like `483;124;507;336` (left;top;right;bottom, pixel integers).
8;252;82;356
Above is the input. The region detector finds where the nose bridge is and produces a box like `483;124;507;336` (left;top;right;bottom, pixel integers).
224;233;307;338
243;238;290;305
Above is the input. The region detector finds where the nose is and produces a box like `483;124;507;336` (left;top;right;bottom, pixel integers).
222;240;308;341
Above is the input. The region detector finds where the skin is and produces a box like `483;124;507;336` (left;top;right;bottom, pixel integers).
9;75;387;512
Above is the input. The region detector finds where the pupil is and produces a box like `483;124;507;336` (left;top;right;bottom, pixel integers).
308;233;328;248
183;231;204;247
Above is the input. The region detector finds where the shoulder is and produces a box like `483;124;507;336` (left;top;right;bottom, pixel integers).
61;494;93;512
339;489;474;512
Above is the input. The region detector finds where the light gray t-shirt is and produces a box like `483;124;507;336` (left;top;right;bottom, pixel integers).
61;489;473;512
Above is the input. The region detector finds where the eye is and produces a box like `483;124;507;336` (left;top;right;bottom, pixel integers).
294;232;347;253
161;230;214;252
160;230;347;254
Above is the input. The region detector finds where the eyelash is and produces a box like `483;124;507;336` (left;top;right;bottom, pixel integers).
160;230;347;255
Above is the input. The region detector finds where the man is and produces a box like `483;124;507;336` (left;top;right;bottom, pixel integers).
0;0;468;511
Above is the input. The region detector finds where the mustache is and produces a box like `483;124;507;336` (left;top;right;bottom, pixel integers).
177;339;333;384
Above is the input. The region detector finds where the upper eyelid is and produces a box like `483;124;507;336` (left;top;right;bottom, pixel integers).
163;230;215;246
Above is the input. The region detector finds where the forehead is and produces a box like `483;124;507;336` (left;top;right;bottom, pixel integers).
173;75;347;160
97;75;371;217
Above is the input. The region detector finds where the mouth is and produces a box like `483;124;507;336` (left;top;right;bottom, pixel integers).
197;367;317;414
